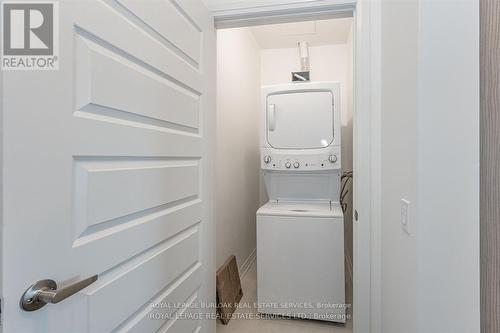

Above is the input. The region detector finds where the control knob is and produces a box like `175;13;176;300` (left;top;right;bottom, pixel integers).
328;154;338;163
285;162;292;169
293;162;300;169
263;155;271;164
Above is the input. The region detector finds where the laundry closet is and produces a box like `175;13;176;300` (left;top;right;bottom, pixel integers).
215;18;354;332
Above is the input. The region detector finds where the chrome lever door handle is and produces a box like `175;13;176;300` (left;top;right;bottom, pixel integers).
21;275;98;311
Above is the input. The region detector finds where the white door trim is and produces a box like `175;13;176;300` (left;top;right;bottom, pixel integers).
207;0;356;12
352;1;382;333
211;0;356;28
209;1;382;332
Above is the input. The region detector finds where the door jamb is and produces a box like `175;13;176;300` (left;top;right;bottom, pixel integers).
0;46;3;333
212;0;355;28
209;1;382;332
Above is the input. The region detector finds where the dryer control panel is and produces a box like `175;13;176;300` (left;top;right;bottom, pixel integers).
261;148;341;171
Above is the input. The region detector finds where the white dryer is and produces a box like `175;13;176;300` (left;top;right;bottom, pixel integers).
257;82;346;323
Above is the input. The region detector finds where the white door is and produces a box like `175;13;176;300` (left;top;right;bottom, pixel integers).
267;91;334;149
1;0;215;332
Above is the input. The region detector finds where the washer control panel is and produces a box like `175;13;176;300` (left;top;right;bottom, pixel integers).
261;148;341;170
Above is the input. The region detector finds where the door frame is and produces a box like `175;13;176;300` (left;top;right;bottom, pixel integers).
208;1;382;332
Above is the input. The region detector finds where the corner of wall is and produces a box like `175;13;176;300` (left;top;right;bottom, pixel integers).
215;27;262;271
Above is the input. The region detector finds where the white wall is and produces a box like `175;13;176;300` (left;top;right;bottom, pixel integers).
261;44;352;129
216;28;261;270
379;0;480;332
416;0;479;331
380;1;418;331
261;43;354;269
261;45;351;122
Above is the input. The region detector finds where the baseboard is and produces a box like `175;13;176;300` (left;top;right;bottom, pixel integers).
345;253;353;282
239;248;256;279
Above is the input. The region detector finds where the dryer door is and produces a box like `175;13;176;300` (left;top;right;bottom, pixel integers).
266;90;334;149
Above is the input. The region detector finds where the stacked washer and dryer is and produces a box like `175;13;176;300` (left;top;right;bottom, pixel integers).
256;81;346;323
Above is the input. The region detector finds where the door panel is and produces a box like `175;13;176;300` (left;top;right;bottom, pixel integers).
75;0;203;92
119;264;202;333
117;0;202;66
1;1;215;332
75;159;199;231
86;230;200;333
75;34;200;131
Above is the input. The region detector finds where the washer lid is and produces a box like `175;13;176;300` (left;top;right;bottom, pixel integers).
257;201;343;218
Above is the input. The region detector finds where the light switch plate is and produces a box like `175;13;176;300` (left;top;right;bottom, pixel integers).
401;199;410;234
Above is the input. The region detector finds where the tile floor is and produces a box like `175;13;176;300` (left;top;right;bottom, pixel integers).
216;260;353;333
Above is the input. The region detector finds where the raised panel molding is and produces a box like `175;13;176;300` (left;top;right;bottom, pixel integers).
72;1;203;92
73;158;200;240
75;33;201;134
83;227;201;332
115;0;202;66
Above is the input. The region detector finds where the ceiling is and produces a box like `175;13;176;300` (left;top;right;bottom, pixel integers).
250;18;353;49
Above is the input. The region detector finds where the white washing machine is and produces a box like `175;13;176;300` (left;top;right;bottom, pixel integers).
257;82;346;323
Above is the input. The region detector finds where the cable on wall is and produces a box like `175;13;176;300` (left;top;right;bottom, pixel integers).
340;170;353;213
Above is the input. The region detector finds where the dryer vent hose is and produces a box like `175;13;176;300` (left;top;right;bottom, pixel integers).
298;41;310;72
